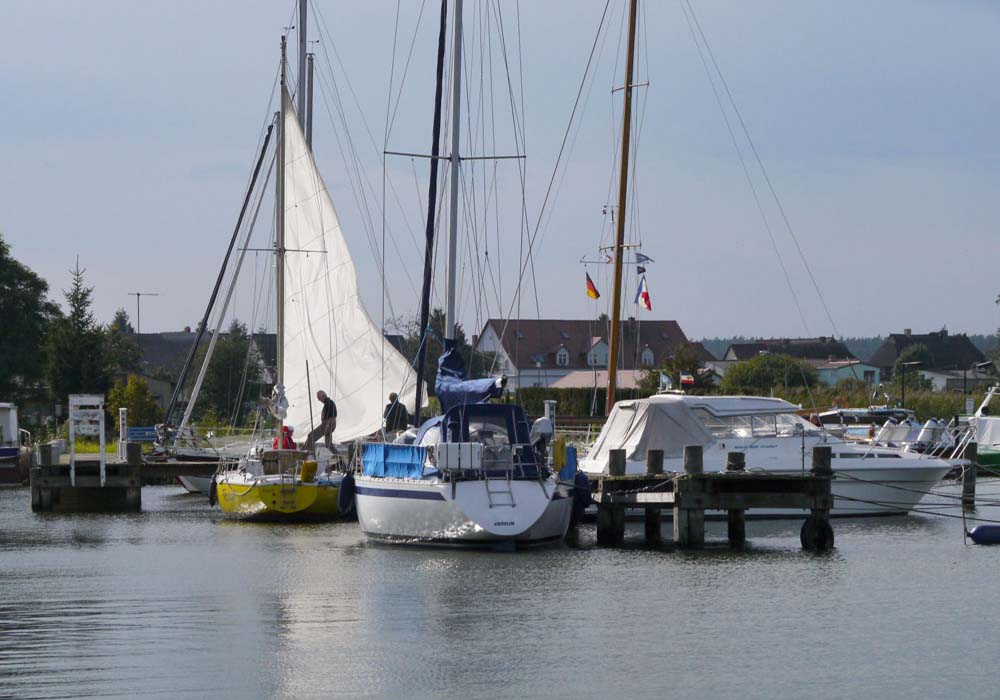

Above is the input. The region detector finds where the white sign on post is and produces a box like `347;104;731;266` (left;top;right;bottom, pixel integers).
966;397;975;415
69;394;106;487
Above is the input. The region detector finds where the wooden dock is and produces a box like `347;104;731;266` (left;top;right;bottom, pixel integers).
590;445;834;551
31;443;142;513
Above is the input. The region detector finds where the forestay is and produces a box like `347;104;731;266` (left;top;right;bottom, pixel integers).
281;87;423;441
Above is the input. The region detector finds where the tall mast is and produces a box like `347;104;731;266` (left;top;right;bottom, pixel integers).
413;0;450;426
306;52;315;148
277;35;288;435
445;0;463;340
605;0;638;415
298;0;308;119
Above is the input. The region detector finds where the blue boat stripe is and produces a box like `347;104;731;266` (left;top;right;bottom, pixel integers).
355;485;446;501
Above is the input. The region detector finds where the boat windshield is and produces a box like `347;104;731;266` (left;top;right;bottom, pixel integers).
468;415;511;447
692;409;815;439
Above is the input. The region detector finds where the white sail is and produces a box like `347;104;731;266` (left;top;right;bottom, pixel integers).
280;87;423;441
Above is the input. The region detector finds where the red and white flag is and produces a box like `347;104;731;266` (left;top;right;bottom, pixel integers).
634;275;651;311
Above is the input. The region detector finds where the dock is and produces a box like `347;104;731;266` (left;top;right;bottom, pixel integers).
31;442;142;513
590;445;835;551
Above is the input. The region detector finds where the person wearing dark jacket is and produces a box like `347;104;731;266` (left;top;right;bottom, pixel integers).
383;392;409;432
304;390;337;452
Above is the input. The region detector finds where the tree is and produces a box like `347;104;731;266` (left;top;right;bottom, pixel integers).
105;308;141;374
638;342;710;394
198;320;259;425
400;308;474;394
891;343;933;392
719;353;818;394
107;375;160;427
0;233;61;402
45;260;110;399
110;308;134;334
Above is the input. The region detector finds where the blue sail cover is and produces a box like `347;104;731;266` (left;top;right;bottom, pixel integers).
435;340;502;413
362;443;428;478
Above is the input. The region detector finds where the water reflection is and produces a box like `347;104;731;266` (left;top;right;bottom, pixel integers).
0;483;998;699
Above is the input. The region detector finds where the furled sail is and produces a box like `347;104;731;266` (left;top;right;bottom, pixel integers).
280;86;424;441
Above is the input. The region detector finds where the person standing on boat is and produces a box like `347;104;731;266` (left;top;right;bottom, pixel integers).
383;392;409;432
304;390;337;452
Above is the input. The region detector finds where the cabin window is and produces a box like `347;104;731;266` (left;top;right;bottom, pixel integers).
641;348;654;367
468;416;511;447
556;348;569;366
693;409;810;439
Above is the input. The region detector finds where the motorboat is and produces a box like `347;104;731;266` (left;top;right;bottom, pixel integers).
580;392;955;516
970;386;1000;468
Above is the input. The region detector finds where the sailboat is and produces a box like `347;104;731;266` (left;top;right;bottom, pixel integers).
213;33;421;520
353;0;577;547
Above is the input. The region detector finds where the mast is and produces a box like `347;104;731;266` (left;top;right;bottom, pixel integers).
445;0;463;340
413;0;450;426
298;0;307;119
277;36;288;437
605;0;638;415
306;52;315;148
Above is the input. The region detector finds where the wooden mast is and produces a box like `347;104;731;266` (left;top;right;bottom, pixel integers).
606;0;639;415
277;35;287;440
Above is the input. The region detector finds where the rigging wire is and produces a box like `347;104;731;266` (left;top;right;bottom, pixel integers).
492;0;613;374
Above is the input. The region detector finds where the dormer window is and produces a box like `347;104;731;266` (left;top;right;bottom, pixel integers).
556;347;569;367
641;347;654;367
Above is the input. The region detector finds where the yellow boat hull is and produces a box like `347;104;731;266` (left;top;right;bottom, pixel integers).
215;479;344;521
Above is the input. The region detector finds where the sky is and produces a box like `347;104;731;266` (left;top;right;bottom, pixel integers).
2;0;999;343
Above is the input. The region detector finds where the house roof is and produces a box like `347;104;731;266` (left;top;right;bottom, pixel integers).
474;318;709;370
867;330;986;370
725;337;856;362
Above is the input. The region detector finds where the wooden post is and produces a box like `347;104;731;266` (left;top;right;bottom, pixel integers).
596;504;625;547
675;445;705;548
726;451;746;548
645;449;664;546
597;449;627;546
126;442;142;466
609;449;626;477
683;445;703;475
803;445;834;551
963;441;977;510
39;443;54;467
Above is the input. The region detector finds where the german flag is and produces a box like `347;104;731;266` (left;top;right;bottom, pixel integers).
586;272;600;300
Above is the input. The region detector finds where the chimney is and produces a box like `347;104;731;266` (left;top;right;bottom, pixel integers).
904;328;911;337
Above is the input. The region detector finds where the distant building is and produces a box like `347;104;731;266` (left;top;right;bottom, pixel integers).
809;358;879;387
723;337;855;362
867;329;986;381
472;318;711;389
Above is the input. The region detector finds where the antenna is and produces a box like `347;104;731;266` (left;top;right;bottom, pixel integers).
127;292;160;336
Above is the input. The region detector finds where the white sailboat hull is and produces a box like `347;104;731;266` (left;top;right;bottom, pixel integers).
355;475;573;547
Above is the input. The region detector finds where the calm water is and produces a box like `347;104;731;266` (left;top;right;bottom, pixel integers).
1;482;999;700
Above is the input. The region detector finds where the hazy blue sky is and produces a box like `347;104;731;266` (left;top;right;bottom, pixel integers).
2;1;998;341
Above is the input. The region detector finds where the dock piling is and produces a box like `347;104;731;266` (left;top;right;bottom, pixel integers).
674;445;705;548
644;449;664;546
801;445;834;551
963;442;977;510
726;451;747;548
597;449;627;545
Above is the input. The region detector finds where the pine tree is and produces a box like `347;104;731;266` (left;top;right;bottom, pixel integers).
45;260;111;399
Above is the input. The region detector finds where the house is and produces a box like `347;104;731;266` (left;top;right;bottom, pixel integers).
868;329;986;382
810;358;880;387
472;318;710;389
918;368;995;393
723;337;855;362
